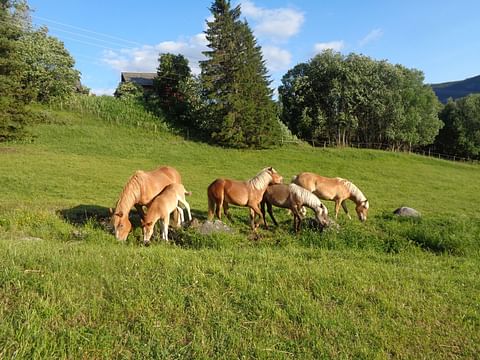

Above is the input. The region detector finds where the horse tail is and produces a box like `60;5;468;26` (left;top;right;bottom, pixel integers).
207;179;223;220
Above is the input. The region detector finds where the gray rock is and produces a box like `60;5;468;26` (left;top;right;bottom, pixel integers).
393;207;421;217
191;219;233;235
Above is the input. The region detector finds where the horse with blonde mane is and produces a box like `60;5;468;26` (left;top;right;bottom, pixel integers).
141;183;192;245
207;167;283;230
111;165;181;241
261;183;329;232
292;172;369;221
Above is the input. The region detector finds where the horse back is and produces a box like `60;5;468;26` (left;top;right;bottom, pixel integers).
263;184;291;208
140;166;182;205
146;186;179;220
294;172;347;201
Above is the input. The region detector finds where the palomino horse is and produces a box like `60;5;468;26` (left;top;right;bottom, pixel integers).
261;183;329;232
292;172;369;221
111;165;181;241
207;167;283;230
141;183;192;245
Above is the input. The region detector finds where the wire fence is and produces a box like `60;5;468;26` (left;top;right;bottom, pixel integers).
280;137;480;165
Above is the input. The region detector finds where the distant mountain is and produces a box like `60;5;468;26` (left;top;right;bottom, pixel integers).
430;75;480;103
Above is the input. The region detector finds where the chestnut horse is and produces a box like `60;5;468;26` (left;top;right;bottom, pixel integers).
141;183;192;245
292;172;369;221
207;167;283;230
111;165;181;241
261;183;329;232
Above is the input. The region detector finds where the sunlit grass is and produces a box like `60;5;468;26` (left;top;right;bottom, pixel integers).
0;103;479;358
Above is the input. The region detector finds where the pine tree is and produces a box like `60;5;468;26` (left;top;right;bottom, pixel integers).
200;0;281;148
0;0;29;141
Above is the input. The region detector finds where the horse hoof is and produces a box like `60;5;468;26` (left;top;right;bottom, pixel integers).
143;241;150;247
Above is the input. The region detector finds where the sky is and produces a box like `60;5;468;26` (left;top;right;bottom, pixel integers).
27;0;480;96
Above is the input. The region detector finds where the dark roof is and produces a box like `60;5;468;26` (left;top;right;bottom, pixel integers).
121;72;156;87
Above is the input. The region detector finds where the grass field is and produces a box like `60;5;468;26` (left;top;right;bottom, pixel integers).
1;103;479;358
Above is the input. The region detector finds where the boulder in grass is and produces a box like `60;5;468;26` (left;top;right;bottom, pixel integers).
190;219;233;235
393;207;421;218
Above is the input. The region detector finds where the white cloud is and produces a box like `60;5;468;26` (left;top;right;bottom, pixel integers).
262;45;291;72
359;28;383;47
102;33;208;75
313;40;345;53
91;88;115;96
240;0;304;41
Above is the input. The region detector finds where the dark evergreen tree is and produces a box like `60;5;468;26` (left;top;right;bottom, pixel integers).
200;0;281;148
0;0;29;141
154;53;191;125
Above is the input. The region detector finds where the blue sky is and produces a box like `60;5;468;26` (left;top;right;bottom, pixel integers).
28;0;480;96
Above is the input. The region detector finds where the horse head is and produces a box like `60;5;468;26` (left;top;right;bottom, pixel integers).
355;199;369;222
110;210;132;241
315;203;330;228
140;218;155;245
267;167;283;184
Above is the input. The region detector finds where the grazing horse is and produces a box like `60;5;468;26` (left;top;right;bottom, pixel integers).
141;183;192;245
292;172;369;221
261;183;329;232
111;166;181;241
207;167;283;230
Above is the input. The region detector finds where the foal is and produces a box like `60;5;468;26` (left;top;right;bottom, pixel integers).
261;183;329;232
141;183;192;245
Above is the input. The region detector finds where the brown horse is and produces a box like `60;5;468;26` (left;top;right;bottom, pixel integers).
292;172;369;221
207;167;283;230
141;183;192;245
111;165;181;241
261;183;329;232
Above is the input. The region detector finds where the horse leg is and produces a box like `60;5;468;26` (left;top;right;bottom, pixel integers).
162;216;170;242
249;203;263;231
260;200;268;229
335;200;341;219
291;206;303;232
178;198;192;222
223;202;233;221
176;206;184;226
267;202;278;227
341;200;352;219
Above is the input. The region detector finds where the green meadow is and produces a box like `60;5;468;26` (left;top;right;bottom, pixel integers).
0;104;479;358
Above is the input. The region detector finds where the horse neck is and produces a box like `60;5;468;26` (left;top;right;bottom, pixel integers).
115;176;141;213
248;172;272;193
290;184;322;209
348;183;366;204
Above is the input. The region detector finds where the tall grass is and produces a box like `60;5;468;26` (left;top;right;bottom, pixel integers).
52;94;169;132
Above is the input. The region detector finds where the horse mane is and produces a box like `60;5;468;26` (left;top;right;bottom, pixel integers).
289;183;324;210
339;178;367;204
248;168;274;190
115;171;144;210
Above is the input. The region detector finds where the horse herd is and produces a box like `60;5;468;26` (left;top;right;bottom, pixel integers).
110;165;369;245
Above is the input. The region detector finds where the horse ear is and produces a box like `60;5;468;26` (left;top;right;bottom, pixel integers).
109;208;113;215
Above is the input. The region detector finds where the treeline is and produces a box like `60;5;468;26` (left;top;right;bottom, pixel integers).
0;0;82;141
279;50;443;150
2;0;478;159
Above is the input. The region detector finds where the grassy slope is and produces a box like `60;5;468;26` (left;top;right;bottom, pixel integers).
0;108;479;358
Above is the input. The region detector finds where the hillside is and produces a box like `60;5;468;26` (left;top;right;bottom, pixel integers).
431;74;480;103
0;105;479;358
